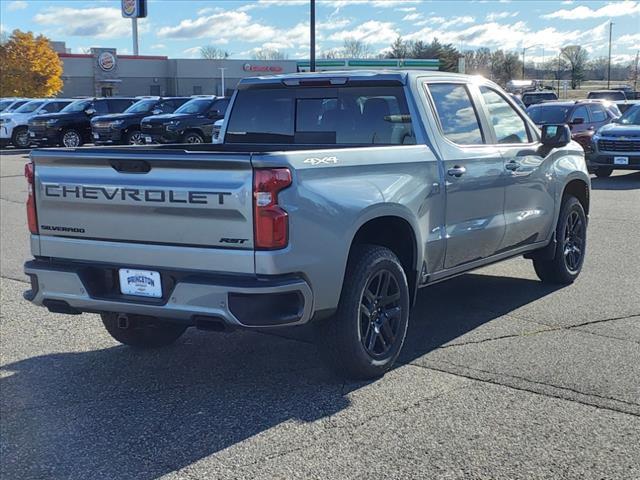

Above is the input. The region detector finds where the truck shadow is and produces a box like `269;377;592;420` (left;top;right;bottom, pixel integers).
1;272;561;479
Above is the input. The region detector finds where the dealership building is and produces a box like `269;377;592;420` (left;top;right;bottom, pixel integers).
54;45;440;98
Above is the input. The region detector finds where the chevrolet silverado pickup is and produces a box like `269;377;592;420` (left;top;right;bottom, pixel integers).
23;71;590;379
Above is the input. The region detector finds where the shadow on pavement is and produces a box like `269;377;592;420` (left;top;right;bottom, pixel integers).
591;171;640;190
0;272;562;479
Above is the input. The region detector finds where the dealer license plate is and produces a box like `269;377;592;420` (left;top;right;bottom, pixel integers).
145;136;152;143
118;269;162;298
614;156;629;165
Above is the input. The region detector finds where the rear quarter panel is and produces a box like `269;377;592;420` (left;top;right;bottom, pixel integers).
252;145;443;312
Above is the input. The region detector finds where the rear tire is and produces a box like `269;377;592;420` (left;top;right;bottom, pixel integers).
594;167;613;178
532;195;587;284
321;245;410;380
101;313;187;348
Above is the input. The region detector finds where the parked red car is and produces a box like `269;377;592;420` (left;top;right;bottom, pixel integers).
526;100;618;152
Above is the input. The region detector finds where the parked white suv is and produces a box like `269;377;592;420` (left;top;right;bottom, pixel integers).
0;99;72;148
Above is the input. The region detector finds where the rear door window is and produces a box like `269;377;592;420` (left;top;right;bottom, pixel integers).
93;100;109;114
570;106;590;123
107;99;135;113
426;83;484;145
226;86;414;145
588;104;608;122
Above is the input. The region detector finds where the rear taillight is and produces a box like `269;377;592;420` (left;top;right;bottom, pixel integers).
253;168;291;250
25;162;38;234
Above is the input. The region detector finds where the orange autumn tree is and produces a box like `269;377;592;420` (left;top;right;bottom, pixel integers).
0;30;63;97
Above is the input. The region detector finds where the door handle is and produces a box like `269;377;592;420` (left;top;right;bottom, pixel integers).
505;161;521;171
447;166;466;177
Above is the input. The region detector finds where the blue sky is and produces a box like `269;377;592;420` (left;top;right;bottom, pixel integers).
1;0;639;63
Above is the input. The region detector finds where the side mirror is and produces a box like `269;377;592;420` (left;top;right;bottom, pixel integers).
85;108;96;116
570;117;585;125
207;110;220;119
151;108;162;115
541;124;571;149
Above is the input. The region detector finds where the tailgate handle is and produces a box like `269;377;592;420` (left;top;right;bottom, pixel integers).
110;160;151;174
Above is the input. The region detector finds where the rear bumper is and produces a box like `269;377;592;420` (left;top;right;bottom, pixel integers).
24;259;314;328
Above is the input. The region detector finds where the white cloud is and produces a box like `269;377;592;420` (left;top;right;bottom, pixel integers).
150;43;167;50
543;1;640;20
403;13;420;21
7;1;27;12
158;11;277;42
33;7;148;39
486;11;518;21
182;47;202;58
329;20;399;44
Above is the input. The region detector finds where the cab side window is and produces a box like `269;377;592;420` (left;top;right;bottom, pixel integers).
479;86;530;144
426;83;484;145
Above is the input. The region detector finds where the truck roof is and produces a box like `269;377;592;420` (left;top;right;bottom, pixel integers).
238;69;470;88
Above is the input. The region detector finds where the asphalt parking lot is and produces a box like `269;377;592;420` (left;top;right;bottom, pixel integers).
1;150;639;479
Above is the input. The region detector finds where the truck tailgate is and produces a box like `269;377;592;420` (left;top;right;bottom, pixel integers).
32;149;255;250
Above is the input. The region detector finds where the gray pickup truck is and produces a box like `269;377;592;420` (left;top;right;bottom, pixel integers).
23;71;590;379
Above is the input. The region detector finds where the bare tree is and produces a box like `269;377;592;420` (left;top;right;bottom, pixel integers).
252;48;288;60
342;38;372;58
320;49;341;59
200;46;229;59
561;45;588;89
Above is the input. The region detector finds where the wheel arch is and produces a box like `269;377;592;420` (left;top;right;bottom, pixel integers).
562;178;590;216
347;214;420;305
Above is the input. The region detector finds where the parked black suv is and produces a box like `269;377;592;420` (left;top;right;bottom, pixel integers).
29;97;136;147
521;91;559;107
91;97;190;145
140;96;229;144
587;90;627;101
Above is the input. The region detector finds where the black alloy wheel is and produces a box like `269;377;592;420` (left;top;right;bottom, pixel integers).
359;269;402;359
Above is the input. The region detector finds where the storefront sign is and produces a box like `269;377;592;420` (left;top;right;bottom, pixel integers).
98;52;117;72
121;0;147;18
242;63;283;73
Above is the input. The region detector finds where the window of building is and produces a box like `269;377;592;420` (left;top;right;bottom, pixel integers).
426;83;484;145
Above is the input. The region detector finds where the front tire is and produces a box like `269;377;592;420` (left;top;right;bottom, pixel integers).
61;129;83;148
594;167;613;178
322;245;410;380
182;131;204;144
101;313;187;348
124;129;143;145
532;195;587;284
11;126;30;148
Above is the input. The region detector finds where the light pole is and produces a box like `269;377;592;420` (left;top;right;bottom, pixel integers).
310;0;316;72
607;21;614;89
219;68;226;96
522;44;543;80
132;18;139;55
